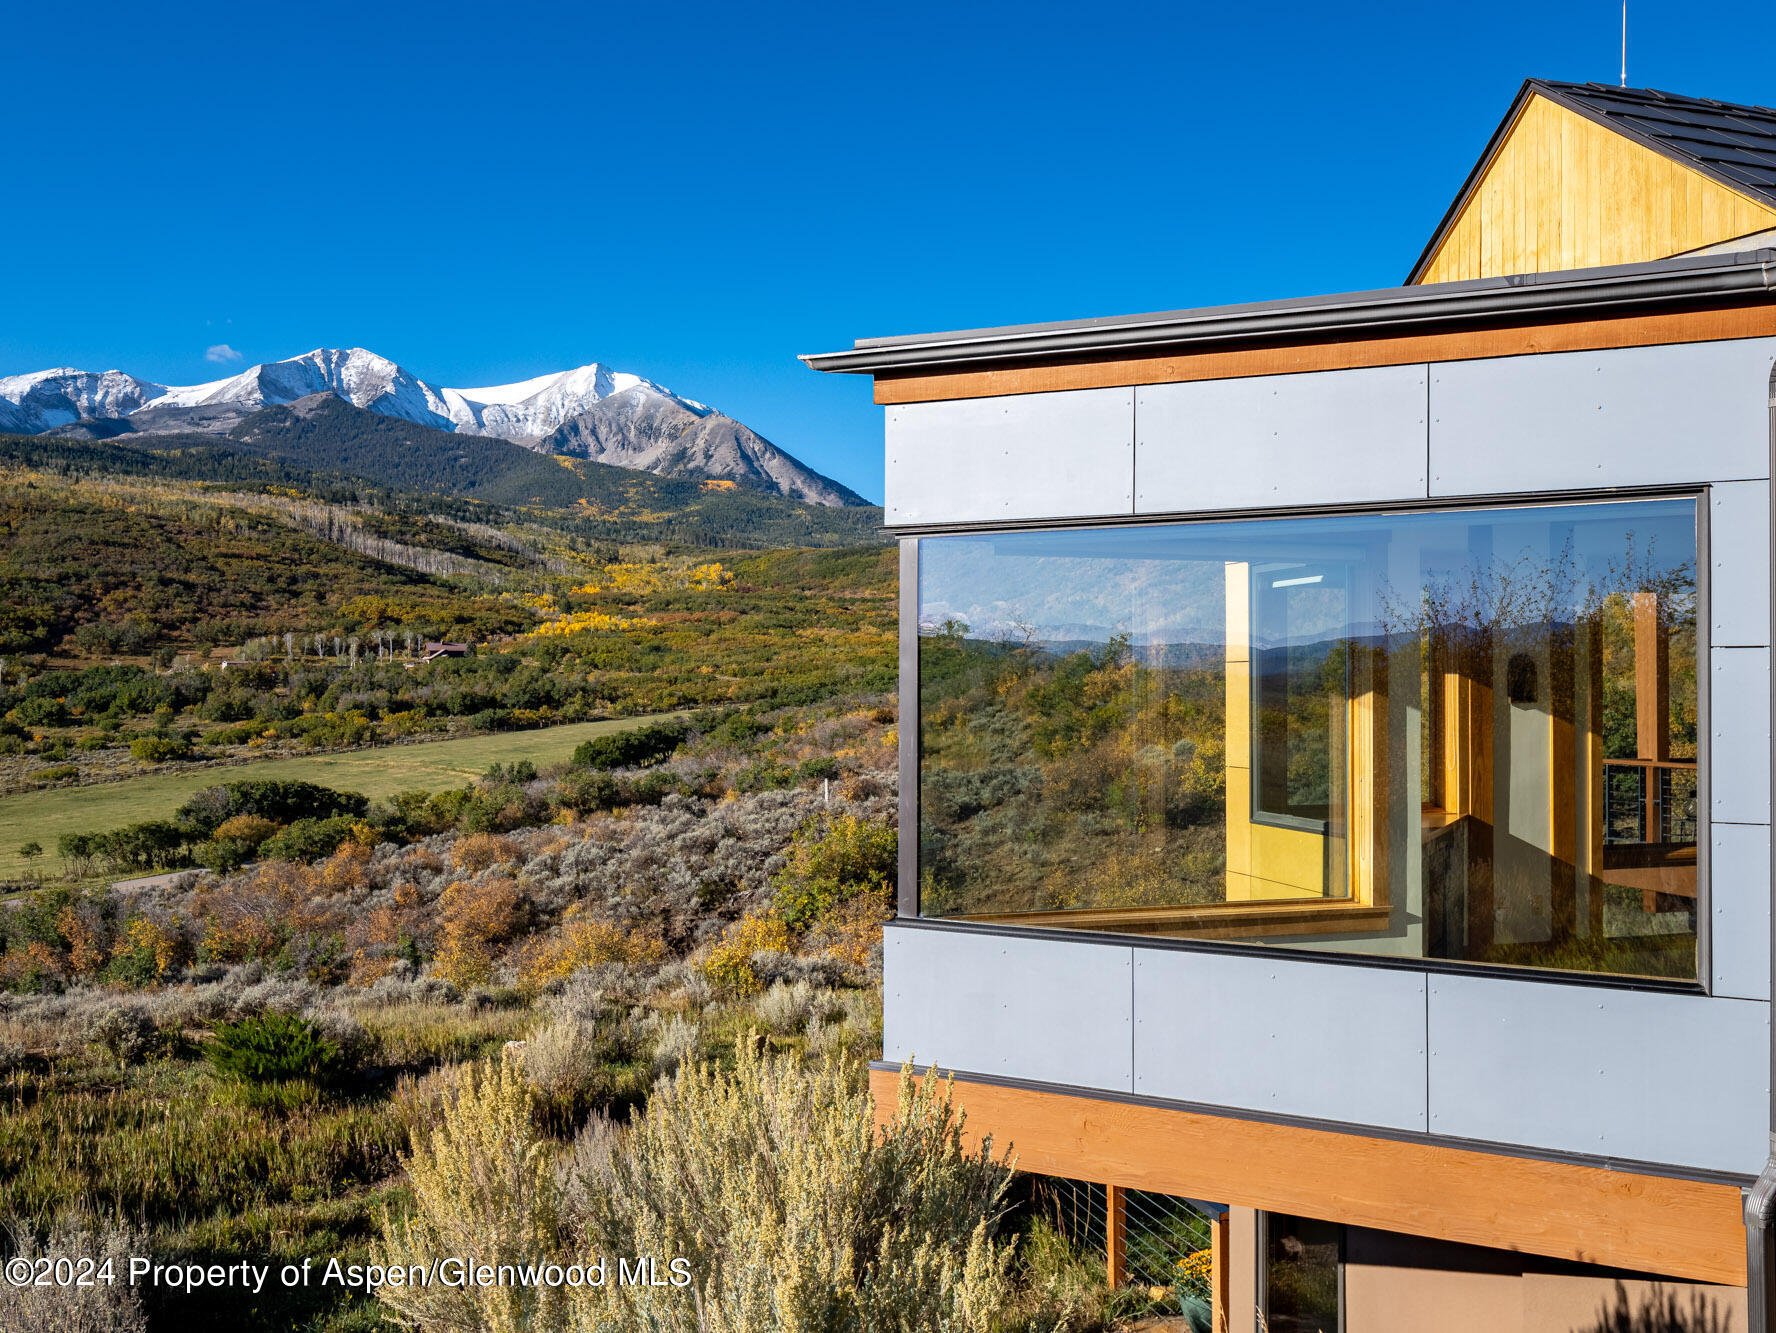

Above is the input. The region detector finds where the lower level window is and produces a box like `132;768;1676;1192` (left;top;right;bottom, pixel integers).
915;497;1699;980
1263;1213;1344;1333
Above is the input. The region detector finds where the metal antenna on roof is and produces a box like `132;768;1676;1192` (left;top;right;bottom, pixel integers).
1620;1;1628;87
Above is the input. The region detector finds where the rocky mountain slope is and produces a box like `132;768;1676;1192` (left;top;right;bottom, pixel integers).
0;347;862;506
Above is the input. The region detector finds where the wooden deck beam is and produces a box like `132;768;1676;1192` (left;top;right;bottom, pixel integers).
870;1067;1749;1287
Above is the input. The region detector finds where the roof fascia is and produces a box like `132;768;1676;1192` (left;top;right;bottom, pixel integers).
801;252;1776;376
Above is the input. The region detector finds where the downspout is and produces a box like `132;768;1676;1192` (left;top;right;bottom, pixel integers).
1752;359;1776;1331
1749;1159;1776;1332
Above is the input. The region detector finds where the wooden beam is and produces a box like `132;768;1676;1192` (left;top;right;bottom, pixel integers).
868;1068;1748;1287
1210;1208;1231;1333
1106;1183;1127;1290
871;303;1776;405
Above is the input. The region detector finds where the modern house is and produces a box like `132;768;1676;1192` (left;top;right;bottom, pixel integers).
807;80;1776;1331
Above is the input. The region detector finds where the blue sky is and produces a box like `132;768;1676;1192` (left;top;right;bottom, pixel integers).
5;0;1771;503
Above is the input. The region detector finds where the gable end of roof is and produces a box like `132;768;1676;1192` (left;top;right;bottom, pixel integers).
1407;78;1776;285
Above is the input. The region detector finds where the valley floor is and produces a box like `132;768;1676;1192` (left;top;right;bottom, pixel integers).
0;716;673;884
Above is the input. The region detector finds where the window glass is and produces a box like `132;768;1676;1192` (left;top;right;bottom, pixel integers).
916;498;1699;979
1264;1214;1343;1333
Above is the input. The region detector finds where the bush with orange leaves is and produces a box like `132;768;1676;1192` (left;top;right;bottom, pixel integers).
0;941;65;990
432;877;525;987
512;917;667;994
803;892;892;969
191;861;312;966
450;833;519;875
319;837;374;893
200;907;285;967
55;903;109;977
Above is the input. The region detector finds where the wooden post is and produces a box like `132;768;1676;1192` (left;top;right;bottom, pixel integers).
1211;1207;1232;1332
1633;591;1669;909
1633;591;1669;765
1106;1184;1127;1290
1548;625;1577;942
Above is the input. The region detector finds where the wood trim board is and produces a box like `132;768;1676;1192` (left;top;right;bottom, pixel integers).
869;1068;1748;1286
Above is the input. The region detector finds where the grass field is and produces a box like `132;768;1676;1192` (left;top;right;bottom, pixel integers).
0;716;678;883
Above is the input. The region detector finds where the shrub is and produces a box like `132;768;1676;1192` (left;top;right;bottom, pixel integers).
699;913;791;996
0;1216;149;1332
517;1015;649;1128
212;814;280;848
82;1002;157;1065
196;838;254;873
772;814;898;930
375;1058;566;1333
705;711;768;747
106;918;187;983
570;719;689;771
556;768;686;813
258;815;357;865
805;892;893;969
733;759;796;792
567;1049;1016;1332
432;877;525;988
378;1051;1015;1333
129;734;191;763
95;820;192;874
753;979;821;1036
205;1011;347;1087
174;779;368;840
516;919;666;993
449;832;519;874
651;1014;699;1076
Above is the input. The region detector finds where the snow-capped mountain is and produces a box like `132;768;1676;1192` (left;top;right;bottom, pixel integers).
0;347;864;506
0;367;163;434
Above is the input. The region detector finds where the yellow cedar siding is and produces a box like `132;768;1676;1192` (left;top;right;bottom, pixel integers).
1417;93;1776;284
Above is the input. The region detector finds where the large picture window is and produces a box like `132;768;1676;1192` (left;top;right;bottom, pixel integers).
916;497;1700;980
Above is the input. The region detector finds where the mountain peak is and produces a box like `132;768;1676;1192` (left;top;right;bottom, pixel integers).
0;346;866;506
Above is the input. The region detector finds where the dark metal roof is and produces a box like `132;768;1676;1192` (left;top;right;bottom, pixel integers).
1408;79;1776;283
801;249;1776;376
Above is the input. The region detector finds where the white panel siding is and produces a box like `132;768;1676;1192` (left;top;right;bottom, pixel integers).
1133;365;1429;514
1427;338;1776;496
1712;647;1771;825
1713;821;1772;1001
1427;977;1769;1173
1132;949;1428;1132
881;925;1133;1092
1711;480;1771;648
884;388;1134;526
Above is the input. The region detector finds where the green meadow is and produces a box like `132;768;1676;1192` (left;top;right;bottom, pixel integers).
0;717;673;882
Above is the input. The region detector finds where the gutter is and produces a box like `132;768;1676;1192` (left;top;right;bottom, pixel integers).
801;251;1776;376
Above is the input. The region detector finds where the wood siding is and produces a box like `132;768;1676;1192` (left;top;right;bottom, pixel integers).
870;1067;1749;1287
1417;94;1776;285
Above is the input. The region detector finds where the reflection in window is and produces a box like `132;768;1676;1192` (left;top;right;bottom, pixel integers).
1252;565;1347;832
916;498;1698;979
1263;1214;1343;1333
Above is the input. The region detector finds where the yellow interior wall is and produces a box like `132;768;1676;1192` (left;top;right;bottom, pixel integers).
1417;93;1776;284
1224;563;1325;901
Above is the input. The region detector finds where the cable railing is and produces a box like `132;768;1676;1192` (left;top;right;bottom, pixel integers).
1033;1176;1222;1310
1603;759;1697;846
